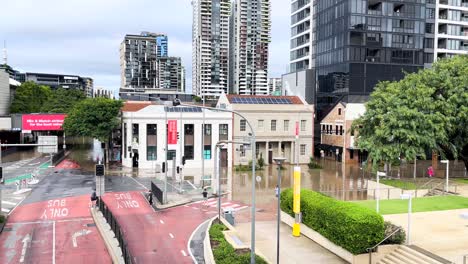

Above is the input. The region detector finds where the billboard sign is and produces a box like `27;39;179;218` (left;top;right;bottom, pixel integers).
167;120;177;145
22;114;66;131
38;136;58;154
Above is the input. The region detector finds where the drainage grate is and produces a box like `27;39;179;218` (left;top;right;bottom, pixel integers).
86;223;96;227
2;228;12;232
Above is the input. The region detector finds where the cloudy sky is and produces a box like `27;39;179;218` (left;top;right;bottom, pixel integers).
0;0;290;95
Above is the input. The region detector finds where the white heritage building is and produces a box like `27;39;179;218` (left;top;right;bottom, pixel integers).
121;101;233;182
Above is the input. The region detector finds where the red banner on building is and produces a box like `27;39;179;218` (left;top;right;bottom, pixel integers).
167;120;178;145
22;114;66;131
295;121;299;137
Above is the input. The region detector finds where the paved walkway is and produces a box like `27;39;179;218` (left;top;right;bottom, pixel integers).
234;221;345;264
384;209;468;264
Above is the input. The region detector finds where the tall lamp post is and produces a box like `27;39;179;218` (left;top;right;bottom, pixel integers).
400;193;412;245
173;98;258;263
273;157;286;264
441;160;449;192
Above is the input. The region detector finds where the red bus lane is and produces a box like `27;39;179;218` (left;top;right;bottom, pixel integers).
0;195;111;264
102;192;248;263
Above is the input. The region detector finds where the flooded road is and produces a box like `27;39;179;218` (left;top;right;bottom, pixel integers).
65;140;467;204
1;147;43;164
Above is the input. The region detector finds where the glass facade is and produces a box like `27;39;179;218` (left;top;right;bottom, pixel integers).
313;0;426;118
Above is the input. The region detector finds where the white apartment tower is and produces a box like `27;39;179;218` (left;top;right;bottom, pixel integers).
192;0;231;98
432;0;468;61
230;0;271;95
289;0;314;72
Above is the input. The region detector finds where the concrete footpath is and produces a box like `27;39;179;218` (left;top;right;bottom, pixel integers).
384;209;468;264
234;221;345;264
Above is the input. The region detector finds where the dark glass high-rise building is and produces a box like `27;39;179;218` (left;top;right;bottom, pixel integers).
313;0;427;118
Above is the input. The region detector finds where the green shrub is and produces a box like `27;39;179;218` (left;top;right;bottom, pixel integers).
257;153;265;169
308;157;322;169
280;188;385;254
209;223;267;264
381;221;406;245
0;214;4;224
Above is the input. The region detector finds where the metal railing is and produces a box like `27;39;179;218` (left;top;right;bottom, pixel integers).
99;200;134;264
366;227;403;264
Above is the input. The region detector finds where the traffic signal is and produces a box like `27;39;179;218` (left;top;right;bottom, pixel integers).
177;166;180;174
0;167;3;183
182;156;186;166
95;164;105;177
177;132;180;140
162;162;166;173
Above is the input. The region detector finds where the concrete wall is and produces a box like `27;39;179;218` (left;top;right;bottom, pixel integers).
282;69;315;104
0;71;11;116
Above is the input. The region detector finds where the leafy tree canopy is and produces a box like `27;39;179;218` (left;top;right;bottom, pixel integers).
353;55;468;170
10;81;52;113
63;98;123;142
41;88;86;113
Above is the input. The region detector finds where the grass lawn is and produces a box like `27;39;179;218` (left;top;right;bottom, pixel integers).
453;178;468;185
354;195;468;215
379;179;418;190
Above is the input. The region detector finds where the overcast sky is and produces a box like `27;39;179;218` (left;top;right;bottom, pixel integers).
0;0;290;95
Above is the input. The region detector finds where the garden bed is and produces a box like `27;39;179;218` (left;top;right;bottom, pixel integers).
209;221;267;264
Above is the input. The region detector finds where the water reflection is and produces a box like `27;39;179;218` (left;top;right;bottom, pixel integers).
1;147;42;163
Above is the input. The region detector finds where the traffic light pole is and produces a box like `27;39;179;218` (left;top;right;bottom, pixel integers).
164;109;168;204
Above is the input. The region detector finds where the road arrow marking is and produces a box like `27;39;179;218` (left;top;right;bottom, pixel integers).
72;229;92;248
20;234;31;263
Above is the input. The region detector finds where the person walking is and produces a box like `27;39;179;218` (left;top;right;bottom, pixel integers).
202;187;209;207
427;166;434;178
147;190;153;206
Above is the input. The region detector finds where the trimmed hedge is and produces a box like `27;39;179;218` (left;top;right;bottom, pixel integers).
280;188;385;254
209;223;267;264
0;215;4;224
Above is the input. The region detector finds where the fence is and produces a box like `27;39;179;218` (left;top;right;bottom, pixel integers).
98;199;134;264
151;181;164;204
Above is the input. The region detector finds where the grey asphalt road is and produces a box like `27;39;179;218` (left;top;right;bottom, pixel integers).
20;169;146;205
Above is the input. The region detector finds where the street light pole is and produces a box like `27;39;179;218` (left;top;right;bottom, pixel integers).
173;99;257;263
164;109;168;204
401;193;412;245
274;157;286;264
376;171;386;213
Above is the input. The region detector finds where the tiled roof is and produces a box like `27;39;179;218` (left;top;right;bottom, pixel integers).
226;95;304;105
122;101;152;112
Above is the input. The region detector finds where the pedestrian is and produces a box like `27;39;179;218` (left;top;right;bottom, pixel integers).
202;187;208;207
275;185;279;198
427;166;434;178
320;149;325;159
148;190;153;206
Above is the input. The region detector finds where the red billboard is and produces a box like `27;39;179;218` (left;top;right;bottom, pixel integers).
167;120;178;145
22;114;66;131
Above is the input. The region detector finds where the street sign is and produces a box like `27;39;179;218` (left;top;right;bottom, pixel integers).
256;176;261;182
38;136;58;154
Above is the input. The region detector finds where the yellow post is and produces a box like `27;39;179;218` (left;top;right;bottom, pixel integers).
292;166;301;237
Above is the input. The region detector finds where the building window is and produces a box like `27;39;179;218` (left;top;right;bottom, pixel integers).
184;124;194;160
271;120;277;131
338;108;342;115
239;145;246;157
321;124;325;134
219;124;228;140
335;125;339;135
255;143;260;157
258;120;264;131
204;146;211;160
184;146;194;160
132;124;139;144
204;124;212;136
284;120;289;132
301;120;306;132
340;126;343;136
147;124;157;160
300;144;306;156
240;119;246;131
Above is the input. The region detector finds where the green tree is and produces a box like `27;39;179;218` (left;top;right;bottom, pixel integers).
63;98;123;143
353;55;468;170
41;88;86;113
10;81;52;113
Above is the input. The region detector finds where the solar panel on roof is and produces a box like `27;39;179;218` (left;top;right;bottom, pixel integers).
230;97;293;105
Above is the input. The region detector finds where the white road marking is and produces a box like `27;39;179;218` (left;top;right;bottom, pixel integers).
72;229;92;247
160;220;164;224
19;234;31;263
1;208;10;213
169;233;174;239
181;250;187;257
229;204;242;208
7;218;93;225
192;207;198;210
52;221;56;264
2;201;16;206
11;196;23;200
221;202;232;206
205;201;218;206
